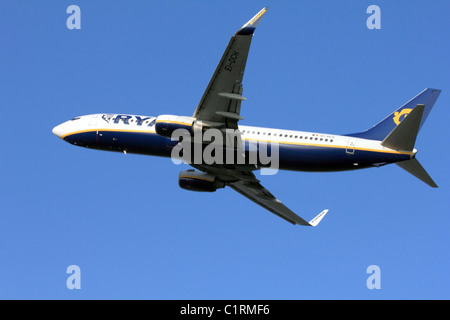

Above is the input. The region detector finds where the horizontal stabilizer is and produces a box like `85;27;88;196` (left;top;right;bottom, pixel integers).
381;104;424;151
396;158;438;188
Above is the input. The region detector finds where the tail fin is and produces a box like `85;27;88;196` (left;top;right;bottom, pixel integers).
373;94;440;188
350;88;441;141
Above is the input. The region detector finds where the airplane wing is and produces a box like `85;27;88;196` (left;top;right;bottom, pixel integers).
187;8;328;226
228;178;329;226
191;164;328;226
193;7;269;130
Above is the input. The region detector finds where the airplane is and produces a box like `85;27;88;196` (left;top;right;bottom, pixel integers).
52;7;441;226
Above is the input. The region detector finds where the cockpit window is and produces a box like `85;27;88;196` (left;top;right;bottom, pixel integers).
70;117;81;121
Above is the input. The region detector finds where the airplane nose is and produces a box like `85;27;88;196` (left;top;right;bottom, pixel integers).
52;124;65;138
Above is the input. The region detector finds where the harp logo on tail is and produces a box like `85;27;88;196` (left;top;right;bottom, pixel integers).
393;108;412;125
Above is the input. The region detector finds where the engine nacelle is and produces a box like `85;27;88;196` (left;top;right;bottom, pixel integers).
178;170;225;192
155;115;196;138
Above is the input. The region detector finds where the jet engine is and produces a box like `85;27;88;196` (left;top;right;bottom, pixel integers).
178;170;225;192
155;115;196;138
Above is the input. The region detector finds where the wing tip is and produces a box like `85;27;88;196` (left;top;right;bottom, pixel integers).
308;209;329;227
236;7;269;35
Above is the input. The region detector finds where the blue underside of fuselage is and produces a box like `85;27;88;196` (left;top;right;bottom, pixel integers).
63;130;410;172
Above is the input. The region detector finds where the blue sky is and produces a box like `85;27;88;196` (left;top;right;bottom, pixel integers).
0;0;448;299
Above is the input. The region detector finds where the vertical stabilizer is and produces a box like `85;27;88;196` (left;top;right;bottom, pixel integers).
350;88;441;141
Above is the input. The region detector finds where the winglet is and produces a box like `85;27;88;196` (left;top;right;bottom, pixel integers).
308;209;329;227
236;7;269;35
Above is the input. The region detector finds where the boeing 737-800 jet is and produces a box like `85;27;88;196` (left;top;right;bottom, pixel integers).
52;8;441;226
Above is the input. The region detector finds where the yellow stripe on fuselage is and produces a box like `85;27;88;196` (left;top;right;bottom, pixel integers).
242;137;414;155
61;128;414;156
155;120;192;126
60;128;156;140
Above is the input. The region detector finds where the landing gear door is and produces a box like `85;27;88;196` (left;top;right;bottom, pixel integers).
346;138;357;155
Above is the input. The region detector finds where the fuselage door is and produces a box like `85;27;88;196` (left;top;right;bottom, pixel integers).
346;138;357;155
